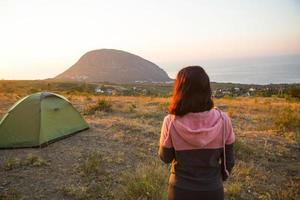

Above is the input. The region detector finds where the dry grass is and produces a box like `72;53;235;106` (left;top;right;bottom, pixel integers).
120;161;168;200
83;98;113;114
276;179;300;200
0;189;22;200
0;93;299;199
77;152;104;177
2;153;48;171
61;182;111;200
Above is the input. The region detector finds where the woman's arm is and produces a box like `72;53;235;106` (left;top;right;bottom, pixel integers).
221;143;235;174
221;114;236;180
159;146;175;163
158;115;175;163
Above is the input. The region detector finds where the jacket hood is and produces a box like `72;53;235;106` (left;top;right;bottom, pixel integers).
171;108;224;148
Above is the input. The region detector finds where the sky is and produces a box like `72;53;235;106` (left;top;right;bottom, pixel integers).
0;0;300;80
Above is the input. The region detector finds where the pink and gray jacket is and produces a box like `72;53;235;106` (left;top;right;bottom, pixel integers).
159;108;235;191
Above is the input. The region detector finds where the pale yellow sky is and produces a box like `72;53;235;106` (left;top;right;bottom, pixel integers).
0;0;300;79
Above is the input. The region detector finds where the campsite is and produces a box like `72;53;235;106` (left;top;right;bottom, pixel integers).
0;82;299;200
1;0;300;199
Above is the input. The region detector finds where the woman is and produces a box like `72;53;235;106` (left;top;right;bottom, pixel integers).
159;66;235;200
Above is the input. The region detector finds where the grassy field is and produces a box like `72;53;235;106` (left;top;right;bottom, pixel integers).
0;90;299;199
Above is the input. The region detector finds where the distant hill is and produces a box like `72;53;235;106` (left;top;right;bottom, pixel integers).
54;49;171;83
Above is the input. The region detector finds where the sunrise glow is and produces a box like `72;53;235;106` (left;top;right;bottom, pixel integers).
0;0;300;80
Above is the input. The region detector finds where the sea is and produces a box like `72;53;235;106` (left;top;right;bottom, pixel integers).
166;54;300;85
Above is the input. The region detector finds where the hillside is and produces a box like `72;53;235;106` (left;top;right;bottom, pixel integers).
54;49;171;83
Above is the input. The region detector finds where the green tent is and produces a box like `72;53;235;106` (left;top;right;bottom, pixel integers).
0;92;89;148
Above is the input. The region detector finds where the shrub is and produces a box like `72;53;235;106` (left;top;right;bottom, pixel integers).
287;86;300;99
273;106;300;132
85;96;92;101
61;185;90;200
61;182;112;200
78;152;103;177
120;161;168;200
96;99;113;112
24;153;48;167
234;138;254;160
3;154;48;171
224;182;242;198
3;158;21;171
83;99;112;114
127;103;136;113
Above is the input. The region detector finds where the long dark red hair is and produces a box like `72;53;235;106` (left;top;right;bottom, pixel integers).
168;66;214;116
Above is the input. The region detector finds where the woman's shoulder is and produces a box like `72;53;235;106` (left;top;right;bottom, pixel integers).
213;107;231;119
163;108;231;121
163;113;175;123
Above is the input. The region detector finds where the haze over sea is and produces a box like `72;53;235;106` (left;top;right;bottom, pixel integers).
166;54;300;85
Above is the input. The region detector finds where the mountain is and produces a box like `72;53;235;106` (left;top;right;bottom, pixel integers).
54;49;171;83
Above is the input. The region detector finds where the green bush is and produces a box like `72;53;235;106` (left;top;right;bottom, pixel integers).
83;99;112;114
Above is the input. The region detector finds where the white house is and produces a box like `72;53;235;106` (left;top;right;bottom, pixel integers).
95;87;105;93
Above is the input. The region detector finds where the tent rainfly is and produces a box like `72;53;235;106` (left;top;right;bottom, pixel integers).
0;92;89;148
